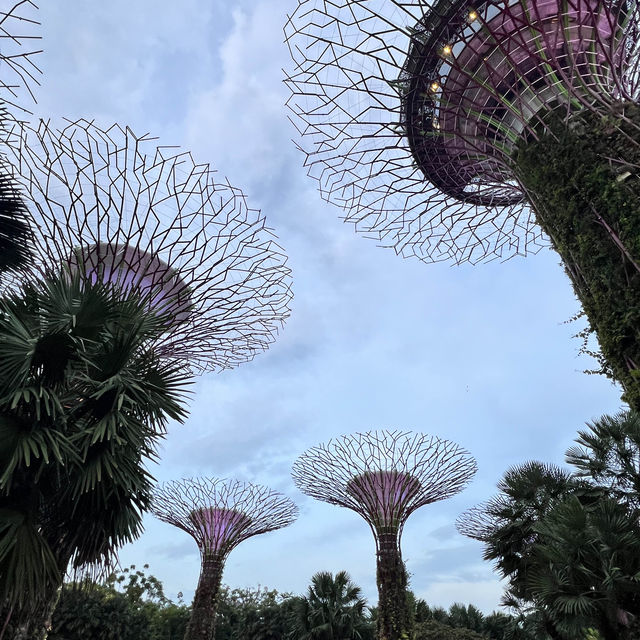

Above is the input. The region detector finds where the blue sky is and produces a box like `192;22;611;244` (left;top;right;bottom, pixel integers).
33;0;624;613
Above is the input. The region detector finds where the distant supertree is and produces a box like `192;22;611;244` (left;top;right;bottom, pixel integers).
292;430;477;640
1;118;292;373
285;0;640;407
152;478;298;640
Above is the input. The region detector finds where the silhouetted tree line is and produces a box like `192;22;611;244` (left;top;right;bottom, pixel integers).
43;566;538;640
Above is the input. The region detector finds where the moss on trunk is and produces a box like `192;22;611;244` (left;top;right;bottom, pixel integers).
376;532;413;640
514;103;640;409
184;555;224;640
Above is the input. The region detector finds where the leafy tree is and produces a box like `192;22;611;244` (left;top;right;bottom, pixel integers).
413;600;449;625
0;272;190;638
48;581;152;640
459;462;576;603
481;612;512;639
215;586;293;640
460;412;640;639
288;571;374;640
457;462;584;639
412;598;530;640
48;574;298;640
48;565;189;640
448;603;485;633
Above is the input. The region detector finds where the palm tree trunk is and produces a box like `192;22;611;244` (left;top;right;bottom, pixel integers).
375;532;412;640
10;545;70;640
184;554;224;640
11;581;62;640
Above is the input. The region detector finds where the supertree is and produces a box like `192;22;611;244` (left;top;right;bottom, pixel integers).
285;0;640;407
291;430;477;640
152;478;299;640
1;117;292;373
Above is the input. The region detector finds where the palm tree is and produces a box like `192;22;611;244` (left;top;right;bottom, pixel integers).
457;462;580;640
566;409;640;508
447;604;484;633
529;495;640;639
0;270;190;639
0;167;32;274
459;462;576;595
289;571;373;640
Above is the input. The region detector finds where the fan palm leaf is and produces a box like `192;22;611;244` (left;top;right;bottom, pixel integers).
289;571;373;640
0;270;192;629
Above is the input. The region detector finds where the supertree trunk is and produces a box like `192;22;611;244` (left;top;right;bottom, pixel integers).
292;432;476;640
152;479;298;640
185;554;224;640
375;532;412;640
514;103;640;408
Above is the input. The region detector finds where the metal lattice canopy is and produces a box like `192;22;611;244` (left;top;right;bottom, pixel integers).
1;118;293;373
456;498;509;542
0;1;41;113
152;478;299;559
285;0;640;263
292;430;477;542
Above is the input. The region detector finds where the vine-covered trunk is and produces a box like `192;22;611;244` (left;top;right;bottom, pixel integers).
184;554;224;640
514;103;640;409
376;531;412;640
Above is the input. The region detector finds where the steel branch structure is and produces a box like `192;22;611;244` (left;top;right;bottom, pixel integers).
0;0;41;114
0;118;292;373
152;478;298;640
292;430;477;640
285;0;640;263
456;498;510;542
0;1;42;275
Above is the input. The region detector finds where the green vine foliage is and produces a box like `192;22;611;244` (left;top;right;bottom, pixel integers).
376;549;414;640
413;620;486;640
514;103;640;409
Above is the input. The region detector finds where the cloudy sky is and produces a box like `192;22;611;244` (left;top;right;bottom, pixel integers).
30;0;623;613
